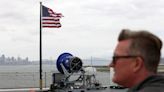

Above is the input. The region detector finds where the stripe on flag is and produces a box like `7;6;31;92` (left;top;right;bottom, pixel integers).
42;5;63;28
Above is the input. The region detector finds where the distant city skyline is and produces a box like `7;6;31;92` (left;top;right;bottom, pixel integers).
0;53;164;66
0;54;29;61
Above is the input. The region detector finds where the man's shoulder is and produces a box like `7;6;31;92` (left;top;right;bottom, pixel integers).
139;86;164;92
128;75;164;92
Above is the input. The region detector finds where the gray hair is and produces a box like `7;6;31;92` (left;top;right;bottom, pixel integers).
118;29;162;73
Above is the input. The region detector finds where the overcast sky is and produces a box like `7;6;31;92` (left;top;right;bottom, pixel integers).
0;0;164;63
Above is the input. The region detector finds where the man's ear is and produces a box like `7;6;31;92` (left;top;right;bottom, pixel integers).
132;57;144;73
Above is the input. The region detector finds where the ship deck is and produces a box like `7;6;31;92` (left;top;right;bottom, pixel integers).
0;87;128;92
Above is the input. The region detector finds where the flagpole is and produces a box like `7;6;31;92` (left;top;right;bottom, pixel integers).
39;2;43;90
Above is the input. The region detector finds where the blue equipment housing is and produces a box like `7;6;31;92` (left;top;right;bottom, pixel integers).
56;53;83;74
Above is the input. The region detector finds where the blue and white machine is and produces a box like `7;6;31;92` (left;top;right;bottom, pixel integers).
50;53;106;92
56;53;83;75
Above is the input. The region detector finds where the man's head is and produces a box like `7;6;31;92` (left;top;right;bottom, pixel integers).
109;29;162;87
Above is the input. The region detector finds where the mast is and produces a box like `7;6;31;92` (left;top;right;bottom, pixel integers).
39;2;43;90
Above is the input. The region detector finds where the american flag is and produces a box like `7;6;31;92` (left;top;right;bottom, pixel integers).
42;5;63;28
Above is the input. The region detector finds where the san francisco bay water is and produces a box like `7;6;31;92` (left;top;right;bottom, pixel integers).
0;65;111;89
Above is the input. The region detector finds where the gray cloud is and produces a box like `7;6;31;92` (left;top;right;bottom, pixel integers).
0;0;164;60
